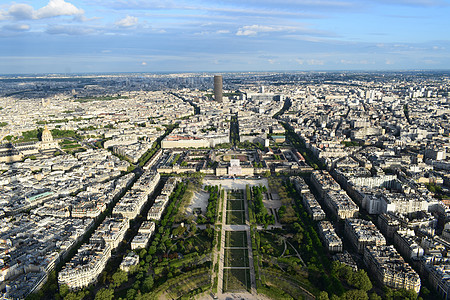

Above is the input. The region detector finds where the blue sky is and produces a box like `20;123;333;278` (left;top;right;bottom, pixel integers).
0;0;449;74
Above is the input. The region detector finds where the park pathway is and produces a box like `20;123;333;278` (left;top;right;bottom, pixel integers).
216;189;227;297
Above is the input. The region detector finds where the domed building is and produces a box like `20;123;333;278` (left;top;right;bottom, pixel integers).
38;125;59;150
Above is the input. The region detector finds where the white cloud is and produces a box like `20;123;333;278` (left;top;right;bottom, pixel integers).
0;3;34;20
236;25;282;36
35;0;84;19
0;0;84;20
115;15;139;28
141;61;147;66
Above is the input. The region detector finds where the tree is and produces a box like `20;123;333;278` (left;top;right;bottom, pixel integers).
369;293;382;300
190;223;197;235
59;284;70;298
276;235;284;246
141;275;154;293
317;291;329;300
389;289;418;300
126;288;137;300
94;288;114;300
340;290;368;300
111;270;128;288
136;271;145;281
63;290;88;300
420;287;430;298
148;245;157;254
139;249;147;259
293;232;303;244
349;270;372;291
26;291;43;300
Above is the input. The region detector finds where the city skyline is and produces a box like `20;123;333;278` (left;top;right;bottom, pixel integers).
1;70;450;299
0;0;450;74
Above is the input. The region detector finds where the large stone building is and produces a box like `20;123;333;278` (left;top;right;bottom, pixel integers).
364;245;421;293
345;218;386;253
37;125;59;150
58;242;111;290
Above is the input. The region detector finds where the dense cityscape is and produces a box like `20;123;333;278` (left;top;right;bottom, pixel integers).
1;71;450;300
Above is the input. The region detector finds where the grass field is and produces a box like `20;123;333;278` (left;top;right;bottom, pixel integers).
223;268;251;292
227;199;244;210
225;231;247;248
150;269;211;299
227;190;244;200
225;248;249;267
226;210;245;225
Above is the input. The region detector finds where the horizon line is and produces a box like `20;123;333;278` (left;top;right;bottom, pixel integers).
1;68;450;77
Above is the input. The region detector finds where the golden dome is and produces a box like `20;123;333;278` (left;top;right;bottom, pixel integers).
41;125;53;142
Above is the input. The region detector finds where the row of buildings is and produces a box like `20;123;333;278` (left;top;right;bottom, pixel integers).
58;171;163;290
310;170;359;220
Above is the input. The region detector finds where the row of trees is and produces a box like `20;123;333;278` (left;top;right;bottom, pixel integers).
202;185;220;224
281;122;325;170
137;142;159;167
332;262;372;291
318;287;421;300
110;179;208;300
251;185;275;226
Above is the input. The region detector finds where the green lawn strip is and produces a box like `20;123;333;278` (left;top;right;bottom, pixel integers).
226;210;245;225
227;199;244;210
225;231;247;248
223;268;250;292
227;190;244;200
59;139;77;145
62;143;82;149
224;248;249;268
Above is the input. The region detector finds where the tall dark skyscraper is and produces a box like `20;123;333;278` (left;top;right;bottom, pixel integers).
214;75;223;102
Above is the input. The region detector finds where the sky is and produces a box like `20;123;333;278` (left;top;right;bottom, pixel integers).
0;0;449;74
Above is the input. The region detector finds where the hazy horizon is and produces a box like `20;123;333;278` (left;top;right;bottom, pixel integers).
2;69;450;77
